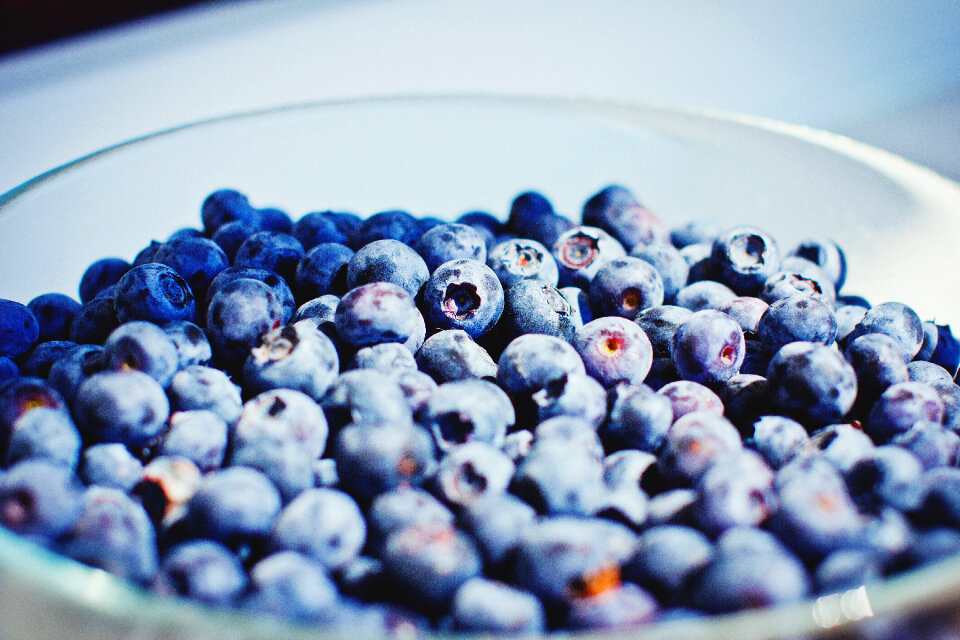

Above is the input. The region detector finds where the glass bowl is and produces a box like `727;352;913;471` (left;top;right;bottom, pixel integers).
1;95;959;640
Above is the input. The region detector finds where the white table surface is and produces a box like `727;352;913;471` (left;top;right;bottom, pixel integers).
1;0;959;197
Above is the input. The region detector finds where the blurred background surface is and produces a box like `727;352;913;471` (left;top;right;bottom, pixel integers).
1;0;959;194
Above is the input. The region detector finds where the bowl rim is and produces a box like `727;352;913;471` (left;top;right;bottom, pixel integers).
2;93;960;640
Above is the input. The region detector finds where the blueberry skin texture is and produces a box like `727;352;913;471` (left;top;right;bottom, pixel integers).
243;551;339;623
0;377;69;456
451;578;546;634
230;438;314;504
270;488;366;571
114;263;196;326
27;293;81;342
581;184;668;251
0;356;18;384
73;370;170;447
244;321;339;402
167;365;243;425
435;441;515;507
420;259;505;340
200;188;258;235
233;231;305;285
78;257;131;303
787;236;847;291
674;280;738;312
349;342;417;375
496;333;586;396
511;438;606;516
154;236;229;302
757;294;838;351
671;309;745;385
292;210;358;250
355;209;420;246
346;239;429;298
845;301;925;362
508;190;555;233
693;450;776;535
211;220;258;263
670;221;720;249
415;329;497;383
766;342;858;428
458;492;536;568
623;525;713;602
573;316;653;387
414;223;488;272
760;270;836;307
162;320;212;368
0;459;84;540
844;332;910;405
234;388;330;460
846;444;925;512
62;486;158;584
0;299;39;358
321;369;412;430
367;485;455;549
205;266;296;324
710;226;782;295
866;381;945;442
79;443;144;491
560;285;594;327
6;407;81;469
158;410;228;472
630;242;689;303
417;378;514;451
748;415;809;469
660;411;743;485
457;210;504;251
186;466;282;545
103;320;180;387
657;377;724;422
552;225;627;289
154;540;247;608
588;256;665;320
69;297;120;345
635;304;693;358
497;280;578;343
18;339;77;378
532;371;607;429
333;422;436;500
602;384;673;452
205;278;284;371
893;421;960;470
334;281;423;350
487;237;559;288
294;242;354;301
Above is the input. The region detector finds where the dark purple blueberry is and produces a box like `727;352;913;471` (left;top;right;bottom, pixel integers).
333;422;435;500
243;551;338;622
0;356;18;384
356;209;420;246
674;280;738;312
294;242;354;301
456;210;503;251
846;301;925;362
27;293;81;342
413;222;487;272
660;411;742;485
421;259;504;339
679;241;716;282
211;220;257;263
335;282;424;350
602;384;672;452
415;329;497;383
671;309;745;385
244;321;339;401
760;270;836;306
103;320;180;387
757;294;838;351
417;378;514;451
718;373;770;433
0;299;39;358
748;415;808;468
573;316;653;387
581;184;667;251
270;488;366;571
292;210;357;250
930;323;960;377
233;231;305;285
844;332;910;416
154;540;247;608
710;226;782;295
62;486;158;584
487;237;559;288
787;236;847;292
451;578;546;634
891;421;959;470
623;525;713;602
69;297;120;345
73;370;169;447
200;189;258;235
630;242;689;303
496;280;578;343
634;304;693;357
588;256;665;319
5;407;81;469
865;381;945;442
0;459;84;540
552;226;627;289
17;339;76;378
78;257;131;304
766;342;858;428
206;266;296;324
167;365;243;424
79;443;143;491
559;285;593;327
114;263;196;326
186;466;282;545
153;237;229;303
205;278;284;371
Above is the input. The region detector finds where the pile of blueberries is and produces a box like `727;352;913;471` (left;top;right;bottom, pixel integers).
1;184;960;635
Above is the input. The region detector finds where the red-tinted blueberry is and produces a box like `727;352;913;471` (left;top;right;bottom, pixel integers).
552;226;627;289
582;184;667;251
588;256;665;320
335;282;423;349
672;309;745;385
573;316;653;387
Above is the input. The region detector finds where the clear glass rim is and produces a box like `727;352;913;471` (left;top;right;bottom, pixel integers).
2;93;960;639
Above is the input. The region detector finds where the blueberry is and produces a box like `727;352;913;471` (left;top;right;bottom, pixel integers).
629;242;689;303
333;422;435;500
415;329;497;383
335;282;423;349
451;578;546;633
205;278;285;370
496;333;585;397
292;210;358;250
294;242;354;301
456;210;504;251
115;263;196;325
674;280;738;312
167;365;243;424
892;421;960;470
243;551;339;622
211;220;258;263
0;356;18;384
496;280;579;343
710;226;782;295
865;381;945;442
78;257;131;304
6;407;81;469
564;582;659;630
679;241;716;282
559;285;593;327
766;342;858;428
602;384;672;452
659;411;742;485
508;191;574;247
230;438;314;504
348;341;416;375
0;299;39;358
244;321;339;401
356;209;420;246
345;239;429;299
908;360;954;385
417;379;514;451
18;339;77;377
62;486;158;583
206;266;296;324
656;379;724;420
413;223;487;272
814;549;884;594
103;320;180;387
0;377;68;456
270;488;366;571
693;450;776;535
931;323;960;377
0;459;84;541
200;188;258;235
73;370;169;447
79;443;144;491
670;221;720;249
760;270;836;306
531;371;607;429
757;294;838;352
581;184;667;251
421;259;504;339
844;333;910;411
133;455;202;525
186;466;282;545
552;226;627;289
787;236;847;292
846;301;924;363
395;370;439;415
623;524;712;602
234;388;329;460
634;304;693;358
847;444;925;512
457;492;536;568
748;415;809;469
321;369;412;430
233;231;305;285
254;206;294;234
154;237;229;302
154;540;247;608
511;437;606;516
573;316;653;387
806;423;876;473
588;256;665;319
671;309;745;385
68;297;120;345
27;293;81;342
158;410;228;472
367;485;454;552
435;441;515;507
487;237;559;288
